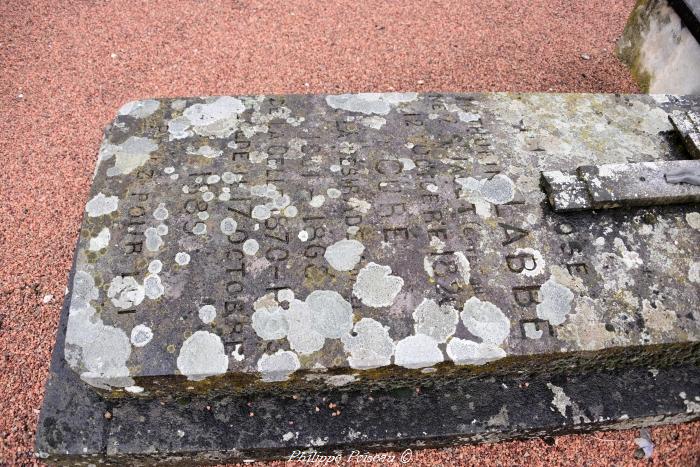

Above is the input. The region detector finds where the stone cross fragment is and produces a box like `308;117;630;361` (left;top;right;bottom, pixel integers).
542;110;700;212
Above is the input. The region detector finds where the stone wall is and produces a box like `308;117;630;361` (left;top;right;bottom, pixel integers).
618;0;700;94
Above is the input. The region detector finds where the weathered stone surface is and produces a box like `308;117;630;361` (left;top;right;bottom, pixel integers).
65;92;700;397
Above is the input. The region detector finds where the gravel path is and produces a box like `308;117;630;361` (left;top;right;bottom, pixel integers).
1;1;697;465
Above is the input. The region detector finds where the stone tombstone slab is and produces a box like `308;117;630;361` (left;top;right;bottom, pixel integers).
65;92;700;398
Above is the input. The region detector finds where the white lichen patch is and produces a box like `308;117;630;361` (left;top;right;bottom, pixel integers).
186;145;223;158
251;299;288;340
220;217;237;235
680;392;700;413
309;436;329;446
690;262;700;284
242;238;259;255
347;197;372;214
325;92;418;115
353;262;404;308
430;236;446;253
325;374;358;387
339;141;360;154
460;297;510;345
147;260;162;274
394;334;444;369
454;174;516;217
231;343;245;362
284;299;326;355
306;290;354;338
69;270;99;308
257;350;300;382
192;222;206;235
118;99;160;119
248;183;299;221
611;237;643;270
412;298;458;343
283;205;298;218
249;150;268;164
99;136;159;177
130;324;153;347
686;212;700;230
65;271;134;389
171;99;186;110
360;115;386;129
309;195;326;208
640;299;676;337
423;256;435;278
556;296;616;351
88;227;110;251
198;304;217;324
454;252;471;284
324;239;365;271
546;382;571;417
327;188;342;198
251;288;354;354
175;252;191;266
446;338;506;365
285;137;307;159
523;322;543;339
222;171;240;184
153;203;169;221
169;96;245;140
536;276;574;326
399;158;416;171
341;318;395;369
143;274;164;300
85;192;119;217
252;204;271;220
144;227;164;252
480;174;516;204
512;248;545;277
107;276;145;309
457;173;515;205
176;331;229;381
277;289;294;303
458;111;480;123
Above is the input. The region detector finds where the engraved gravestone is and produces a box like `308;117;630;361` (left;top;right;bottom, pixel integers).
65;92;700;398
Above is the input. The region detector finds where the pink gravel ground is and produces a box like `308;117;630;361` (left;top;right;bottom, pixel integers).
0;0;697;465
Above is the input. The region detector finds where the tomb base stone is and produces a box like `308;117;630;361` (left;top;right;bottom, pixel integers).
37;92;700;464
